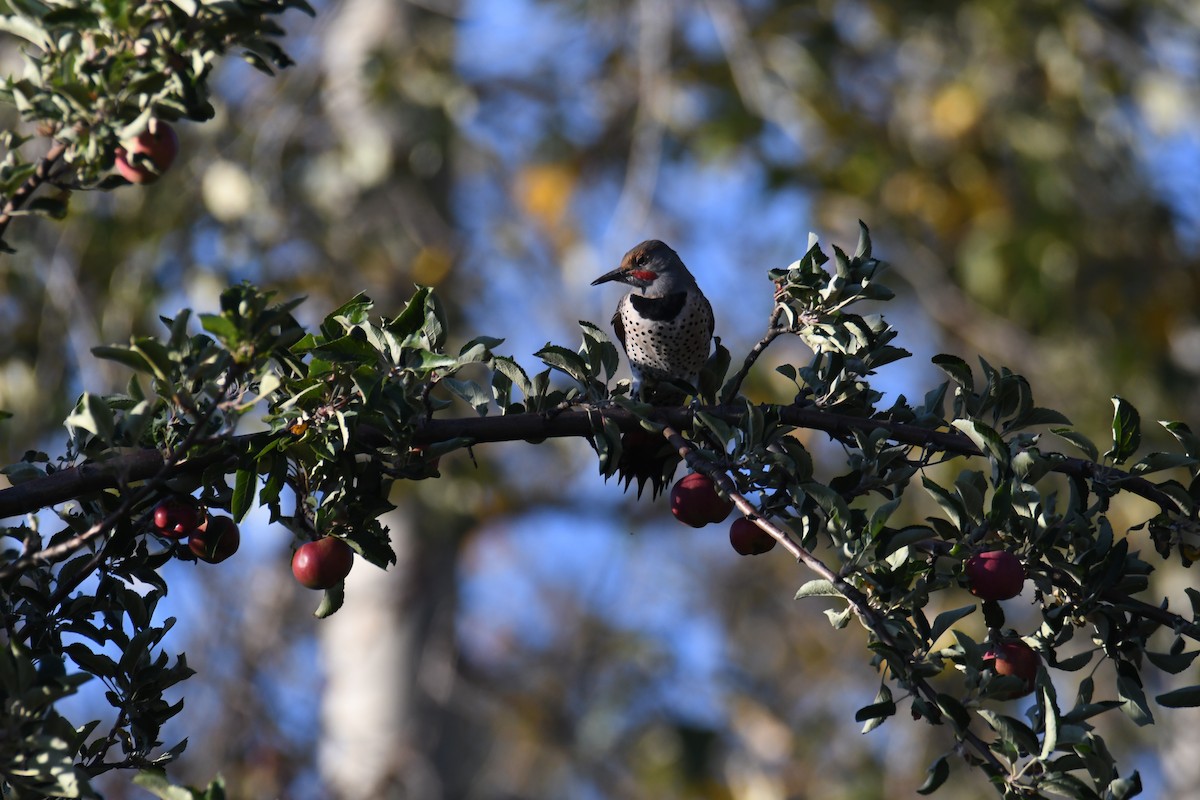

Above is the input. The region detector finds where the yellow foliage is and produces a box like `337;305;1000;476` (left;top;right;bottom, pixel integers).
516;163;576;230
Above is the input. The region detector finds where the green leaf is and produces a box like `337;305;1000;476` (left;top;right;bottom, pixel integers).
859;683;893;733
314;582;346;618
867;496;902;537
701;337;732;402
854;698;896;723
1161;420;1200;458
15;195;67;219
535;344;591;385
929;605;976;644
199;313;240;344
1013;407;1072;429
875;525;932;557
63;644;116;679
442;378;491;416
1155;685;1200;708
387;286;431;338
854;220;872;259
802;481;851;531
1039;773;1100;800
1053;650;1095;672
795;579;841;599
457;336;501;365
0;16;49;48
1130;452;1197;476
935;693;971;732
1115;661;1153;726
65;393;115;444
915;755;949;795
977;710;1039;756
951;418;1008;466
932;354;973;390
310;334;380;364
230;467;256;523
492;356;532;400
1;461;45;484
1106;396;1141;465
1105;773;1142;800
1051;428;1100;462
592;417;622;478
132;337;179;382
578;320;619;381
921;476;965;531
1040;685;1060;760
1061;700;1121;724
133;769;197;800
1145;649;1200;674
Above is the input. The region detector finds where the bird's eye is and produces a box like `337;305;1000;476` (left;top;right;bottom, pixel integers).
635;254;647;266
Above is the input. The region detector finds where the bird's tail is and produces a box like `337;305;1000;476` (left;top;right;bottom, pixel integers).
612;426;681;500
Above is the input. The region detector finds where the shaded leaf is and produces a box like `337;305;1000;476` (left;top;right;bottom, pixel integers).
1155;685;1200;708
932;354;972;390
1051;428;1101;462
915;755;949;795
951;418;1008;466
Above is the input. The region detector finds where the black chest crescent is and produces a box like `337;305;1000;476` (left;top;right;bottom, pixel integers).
628;292;687;322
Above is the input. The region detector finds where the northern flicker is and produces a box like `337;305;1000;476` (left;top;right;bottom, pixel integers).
592;239;715;497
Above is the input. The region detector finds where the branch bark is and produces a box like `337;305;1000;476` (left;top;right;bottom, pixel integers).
0;403;1183;520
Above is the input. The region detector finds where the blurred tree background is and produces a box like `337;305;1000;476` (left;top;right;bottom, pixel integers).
2;0;1199;797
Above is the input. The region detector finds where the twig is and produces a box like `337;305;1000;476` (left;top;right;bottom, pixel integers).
1101;589;1200;641
720;305;786;404
0;140;68;246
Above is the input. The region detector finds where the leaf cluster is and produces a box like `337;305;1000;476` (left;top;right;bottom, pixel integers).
0;0;311;249
2;226;1200;798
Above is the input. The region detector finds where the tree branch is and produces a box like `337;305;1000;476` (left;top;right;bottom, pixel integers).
0;403;1183;522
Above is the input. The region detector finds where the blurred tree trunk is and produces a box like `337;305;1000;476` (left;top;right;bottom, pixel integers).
315;1;468;796
319;508;419;798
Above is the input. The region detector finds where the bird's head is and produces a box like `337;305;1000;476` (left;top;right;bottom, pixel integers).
591;240;693;297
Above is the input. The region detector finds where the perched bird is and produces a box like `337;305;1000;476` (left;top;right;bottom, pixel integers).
592;240;715;497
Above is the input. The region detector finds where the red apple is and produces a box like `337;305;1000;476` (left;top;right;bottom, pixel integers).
729;516;776;556
153;495;205;539
187;516;240;563
983;639;1040;699
966;550;1025;600
291;536;355;590
670;473;733;528
115;120;179;184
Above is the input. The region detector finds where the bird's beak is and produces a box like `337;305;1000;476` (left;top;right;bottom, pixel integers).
591;266;627;286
